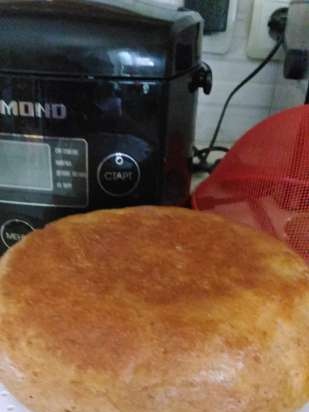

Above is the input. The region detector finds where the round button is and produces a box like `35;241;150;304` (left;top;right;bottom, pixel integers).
97;153;141;197
1;219;34;249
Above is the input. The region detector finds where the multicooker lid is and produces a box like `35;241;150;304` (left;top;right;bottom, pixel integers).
0;0;203;79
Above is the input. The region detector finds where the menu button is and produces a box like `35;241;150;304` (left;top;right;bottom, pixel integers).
1;219;34;249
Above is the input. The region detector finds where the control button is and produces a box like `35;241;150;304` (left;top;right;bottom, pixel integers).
1;219;34;249
97;153;141;197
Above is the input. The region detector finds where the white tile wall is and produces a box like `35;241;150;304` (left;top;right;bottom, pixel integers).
271;75;307;113
137;0;284;146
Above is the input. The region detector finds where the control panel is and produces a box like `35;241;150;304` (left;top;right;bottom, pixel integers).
0;134;89;208
0;133;157;253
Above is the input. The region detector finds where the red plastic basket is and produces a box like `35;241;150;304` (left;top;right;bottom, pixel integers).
192;105;309;263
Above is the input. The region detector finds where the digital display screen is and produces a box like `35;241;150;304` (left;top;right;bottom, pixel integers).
0;140;53;191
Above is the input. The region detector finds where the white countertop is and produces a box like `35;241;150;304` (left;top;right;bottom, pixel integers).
191;172;207;193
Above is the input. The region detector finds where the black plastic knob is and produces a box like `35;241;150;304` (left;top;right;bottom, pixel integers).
189;63;213;95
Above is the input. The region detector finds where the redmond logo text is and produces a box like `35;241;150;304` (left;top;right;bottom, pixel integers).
0;100;67;120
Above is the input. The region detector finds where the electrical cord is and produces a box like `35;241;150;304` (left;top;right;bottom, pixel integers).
192;146;229;174
193;37;284;174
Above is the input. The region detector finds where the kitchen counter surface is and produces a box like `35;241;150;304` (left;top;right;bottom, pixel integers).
191;172;207;192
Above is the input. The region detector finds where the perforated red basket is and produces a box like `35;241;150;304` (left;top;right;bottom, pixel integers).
192;105;309;263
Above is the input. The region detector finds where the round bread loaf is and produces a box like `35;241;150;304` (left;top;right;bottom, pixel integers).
0;207;308;412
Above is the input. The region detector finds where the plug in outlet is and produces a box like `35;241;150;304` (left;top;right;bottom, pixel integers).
247;0;290;60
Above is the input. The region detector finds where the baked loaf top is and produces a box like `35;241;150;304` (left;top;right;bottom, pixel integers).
0;207;308;412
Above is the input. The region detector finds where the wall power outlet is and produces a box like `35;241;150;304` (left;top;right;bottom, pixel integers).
247;0;291;60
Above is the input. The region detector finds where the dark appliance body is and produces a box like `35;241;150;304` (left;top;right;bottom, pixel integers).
0;0;211;253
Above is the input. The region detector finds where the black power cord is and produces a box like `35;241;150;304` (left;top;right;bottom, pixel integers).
193;34;285;174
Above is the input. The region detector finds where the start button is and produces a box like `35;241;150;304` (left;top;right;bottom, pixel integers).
1;219;34;249
97;153;141;197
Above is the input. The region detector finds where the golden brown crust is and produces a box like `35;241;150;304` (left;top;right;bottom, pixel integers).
0;206;308;412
